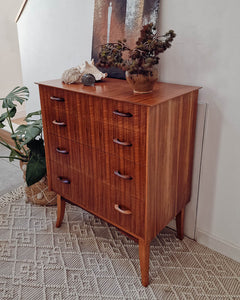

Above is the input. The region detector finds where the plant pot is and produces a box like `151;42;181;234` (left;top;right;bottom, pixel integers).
125;68;158;94
20;161;57;206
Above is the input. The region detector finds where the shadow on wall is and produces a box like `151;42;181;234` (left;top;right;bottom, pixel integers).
196;96;223;231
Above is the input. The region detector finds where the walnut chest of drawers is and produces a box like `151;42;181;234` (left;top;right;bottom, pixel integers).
38;78;200;286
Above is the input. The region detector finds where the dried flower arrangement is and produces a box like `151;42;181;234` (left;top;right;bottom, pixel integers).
97;23;176;76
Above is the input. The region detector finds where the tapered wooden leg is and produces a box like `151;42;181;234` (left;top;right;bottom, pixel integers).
139;239;150;287
56;194;65;228
176;208;185;240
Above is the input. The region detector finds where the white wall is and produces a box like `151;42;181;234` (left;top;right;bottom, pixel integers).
159;0;240;261
17;0;240;261
0;0;24;116
17;0;95;113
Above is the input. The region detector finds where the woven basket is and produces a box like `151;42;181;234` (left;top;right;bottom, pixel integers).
20;162;57;206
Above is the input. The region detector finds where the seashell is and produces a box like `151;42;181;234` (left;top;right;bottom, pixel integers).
79;59;107;81
61;67;82;84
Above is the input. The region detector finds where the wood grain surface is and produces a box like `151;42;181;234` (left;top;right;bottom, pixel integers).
145;91;198;241
38;78;200;107
38;79;200;286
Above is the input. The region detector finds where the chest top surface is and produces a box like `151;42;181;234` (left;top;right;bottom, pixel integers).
38;78;200;107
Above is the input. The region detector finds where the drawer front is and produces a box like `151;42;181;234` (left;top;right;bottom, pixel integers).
39;86;68;113
49;160;94;208
93;181;145;238
47;133;145;199
48;160;145;238
93;97;147;132
45;118;146;163
102;122;146;163
39;85;147;132
40;86;146;163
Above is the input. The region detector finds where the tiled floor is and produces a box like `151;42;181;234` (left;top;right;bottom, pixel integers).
0;143;24;196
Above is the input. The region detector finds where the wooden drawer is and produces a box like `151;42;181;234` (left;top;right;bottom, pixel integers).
49;160;94;208
45;118;146;163
47;133;146;199
49;162;145;237
92;180;145;238
48;160;145;238
39;85;147;132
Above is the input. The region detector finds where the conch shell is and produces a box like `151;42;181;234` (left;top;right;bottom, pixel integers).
61;67;81;84
79;59;107;81
61;59;107;84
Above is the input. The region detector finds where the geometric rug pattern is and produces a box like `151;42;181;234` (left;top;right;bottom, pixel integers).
0;186;239;299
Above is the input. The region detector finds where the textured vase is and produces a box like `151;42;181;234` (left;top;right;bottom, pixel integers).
125;68;158;94
20;161;57;206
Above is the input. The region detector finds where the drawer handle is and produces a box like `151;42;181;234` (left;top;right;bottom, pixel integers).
50;96;64;102
113;138;132;147
113;110;133;118
57;177;70;184
114;170;133;180
114;204;132;215
56;147;69;154
52;120;66;126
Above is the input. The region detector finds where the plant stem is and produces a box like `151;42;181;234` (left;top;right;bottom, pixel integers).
6;108;15;135
0;139;28;159
0;156;27;161
0;138;13;151
21;145;28;156
6;107;21;151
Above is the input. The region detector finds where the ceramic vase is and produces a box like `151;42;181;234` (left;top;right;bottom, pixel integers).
125;68;158;94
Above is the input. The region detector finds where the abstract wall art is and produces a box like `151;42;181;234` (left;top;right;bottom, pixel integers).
92;0;160;79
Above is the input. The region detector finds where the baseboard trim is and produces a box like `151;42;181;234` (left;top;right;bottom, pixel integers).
196;229;240;262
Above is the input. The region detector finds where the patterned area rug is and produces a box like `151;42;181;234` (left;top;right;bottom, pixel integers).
0;187;239;300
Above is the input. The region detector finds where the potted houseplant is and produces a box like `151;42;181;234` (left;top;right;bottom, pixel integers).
97;23;176;93
0;86;56;205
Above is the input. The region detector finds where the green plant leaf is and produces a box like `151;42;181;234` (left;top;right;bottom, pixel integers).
27;139;45;155
2;99;16;109
12;123;43;145
0;107;16;125
9;107;17;118
11;110;43;145
25;139;46;186
1;86;29;109
0;111;8;122
25;110;42;120
26;155;46;186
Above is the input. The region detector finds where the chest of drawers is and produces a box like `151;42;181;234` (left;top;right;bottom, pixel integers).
38;78;200;286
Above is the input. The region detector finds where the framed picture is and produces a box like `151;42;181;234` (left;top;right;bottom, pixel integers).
92;0;160;79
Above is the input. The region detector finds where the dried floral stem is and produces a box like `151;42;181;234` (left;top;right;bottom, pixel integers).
97;23;176;76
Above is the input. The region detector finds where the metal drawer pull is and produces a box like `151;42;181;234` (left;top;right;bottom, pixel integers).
56;147;69;154
52;120;66;126
57;177;70;184
114;204;132;215
113;138;132;147
50;96;64;102
113;110;133;117
114;170;133;180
